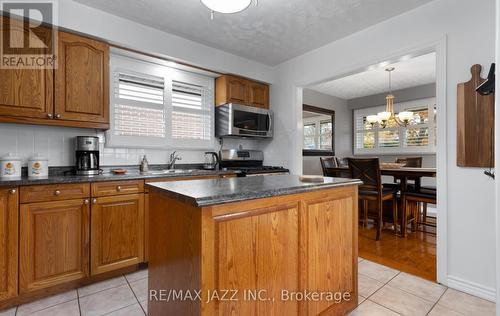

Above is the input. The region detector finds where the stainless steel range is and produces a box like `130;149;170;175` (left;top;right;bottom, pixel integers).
219;149;289;177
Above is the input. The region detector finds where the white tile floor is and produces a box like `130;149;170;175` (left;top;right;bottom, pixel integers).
0;260;495;316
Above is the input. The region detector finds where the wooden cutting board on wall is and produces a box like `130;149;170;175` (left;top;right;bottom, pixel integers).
457;64;495;167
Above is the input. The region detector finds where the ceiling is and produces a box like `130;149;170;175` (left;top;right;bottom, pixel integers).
309;52;436;99
75;0;433;65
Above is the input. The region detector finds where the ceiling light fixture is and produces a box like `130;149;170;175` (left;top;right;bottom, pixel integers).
366;67;414;128
201;0;257;19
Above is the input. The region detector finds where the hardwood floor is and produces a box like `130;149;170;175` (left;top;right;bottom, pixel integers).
358;219;436;282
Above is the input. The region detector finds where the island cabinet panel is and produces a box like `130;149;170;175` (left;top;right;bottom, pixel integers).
0;17;53;120
214;203;300;315
301;196;357;316
148;184;359;316
90;194;144;275
0;188;19;302
19;199;90;293
55;31;109;124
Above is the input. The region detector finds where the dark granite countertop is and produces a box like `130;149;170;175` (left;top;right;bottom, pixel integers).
147;174;362;207
0;167;238;187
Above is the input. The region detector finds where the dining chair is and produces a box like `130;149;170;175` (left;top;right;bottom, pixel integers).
320;157;351;178
320;157;338;175
401;187;437;236
347;158;399;241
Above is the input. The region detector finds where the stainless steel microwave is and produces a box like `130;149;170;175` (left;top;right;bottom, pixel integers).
216;103;273;138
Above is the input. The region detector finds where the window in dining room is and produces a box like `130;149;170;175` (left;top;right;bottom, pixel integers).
354;98;436;155
303;104;335;156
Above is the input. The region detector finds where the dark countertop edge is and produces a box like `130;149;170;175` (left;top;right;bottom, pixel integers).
147;178;363;208
0;170;239;187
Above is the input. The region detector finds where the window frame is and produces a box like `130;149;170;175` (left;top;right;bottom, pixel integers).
302;104;335;157
353;97;436;155
106;53;215;150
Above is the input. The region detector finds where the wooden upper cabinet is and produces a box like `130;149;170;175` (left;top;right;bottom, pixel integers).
226;76;249;104
215;75;269;108
0;17;53;119
249;82;269;108
91;194;144;275
55;31;109;125
19;199;90;293
0;188;18;302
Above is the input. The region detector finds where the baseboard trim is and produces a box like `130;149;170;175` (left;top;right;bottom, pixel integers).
447;276;496;302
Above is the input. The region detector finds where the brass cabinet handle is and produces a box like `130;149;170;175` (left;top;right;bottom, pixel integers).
55;114;61;119
116;186;122;192
92;198;97;204
9;189;16;195
47;113;53;119
83;199;89;205
54;190;61;196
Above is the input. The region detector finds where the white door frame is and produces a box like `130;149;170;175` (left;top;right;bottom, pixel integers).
295;36;448;284
495;0;500;313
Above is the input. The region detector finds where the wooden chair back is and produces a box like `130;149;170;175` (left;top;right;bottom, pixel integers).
320;157;338;177
396;157;423;184
347;158;382;192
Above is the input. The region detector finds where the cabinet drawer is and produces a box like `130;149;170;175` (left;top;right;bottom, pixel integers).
20;183;90;203
92;180;144;197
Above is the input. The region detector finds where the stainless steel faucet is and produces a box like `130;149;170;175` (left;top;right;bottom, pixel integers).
167;151;182;169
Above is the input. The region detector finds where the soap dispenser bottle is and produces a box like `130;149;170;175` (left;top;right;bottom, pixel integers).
140;155;149;173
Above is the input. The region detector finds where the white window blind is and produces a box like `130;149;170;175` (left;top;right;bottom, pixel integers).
171;81;211;142
114;73;166;138
107;53;215;149
353;98;436;155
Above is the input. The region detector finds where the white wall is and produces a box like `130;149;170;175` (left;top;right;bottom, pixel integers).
265;0;497;301
302;89;351;175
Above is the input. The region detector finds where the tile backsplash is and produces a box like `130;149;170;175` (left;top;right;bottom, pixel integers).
0;123;257;167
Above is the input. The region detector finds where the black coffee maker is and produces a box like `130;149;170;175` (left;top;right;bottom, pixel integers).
75;136;100;175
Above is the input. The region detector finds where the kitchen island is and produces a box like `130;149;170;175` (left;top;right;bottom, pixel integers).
147;175;362;316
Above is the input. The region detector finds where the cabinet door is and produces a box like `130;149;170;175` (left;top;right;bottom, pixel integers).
214;203;300;315
0;188;18;301
301;195;358;315
226;76;249;104
91;194;144;275
55;31;109;124
0;17;53;119
249;82;269;108
19;199;90;293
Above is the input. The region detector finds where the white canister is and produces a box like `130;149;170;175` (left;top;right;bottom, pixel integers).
0;153;22;179
28;154;49;179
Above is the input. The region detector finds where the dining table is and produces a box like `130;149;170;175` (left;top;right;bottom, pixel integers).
325;166;436;191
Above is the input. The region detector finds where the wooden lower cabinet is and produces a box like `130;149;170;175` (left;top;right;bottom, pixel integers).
0;188;18;302
19;199;90;293
215;203;300;315
149;185;358;316
91;194;144;275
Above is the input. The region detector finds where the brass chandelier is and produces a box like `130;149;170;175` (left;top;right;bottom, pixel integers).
366;67;414;128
